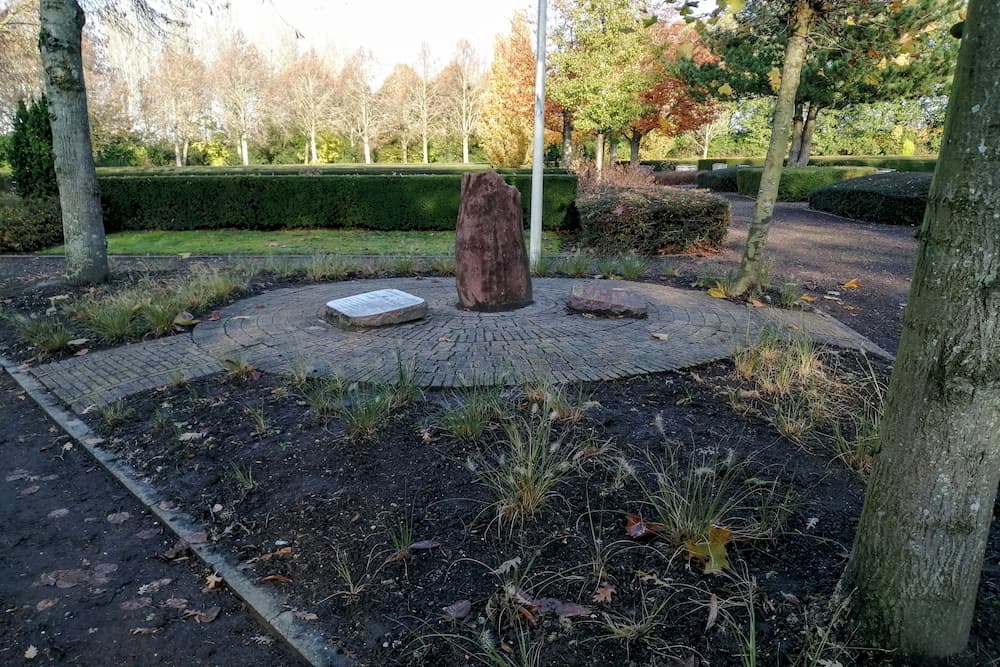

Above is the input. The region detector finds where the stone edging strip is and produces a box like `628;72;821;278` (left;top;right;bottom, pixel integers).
1;354;353;667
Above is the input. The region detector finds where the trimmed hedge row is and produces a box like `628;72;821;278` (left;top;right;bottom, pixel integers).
96;165;569;177
578;186;730;255
735;166;877;201
98;174;579;232
0;194;62;252
808;171;931;225
807;155;937;172
696;167;741;192
638;159;698;172
697;157;766;170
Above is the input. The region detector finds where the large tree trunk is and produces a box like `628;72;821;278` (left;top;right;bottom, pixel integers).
561;109;574;168
788;102;804;165
795;104;819;167
594;130;605;181
841;4;1000;658
629;130;641;167
38;0;108;285
732;0;815;295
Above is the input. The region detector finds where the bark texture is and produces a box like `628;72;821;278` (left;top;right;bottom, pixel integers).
561;109;574;167
842;0;1000;656
733;0;815;294
38;0;107;284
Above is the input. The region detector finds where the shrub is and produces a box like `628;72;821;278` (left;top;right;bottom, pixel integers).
0;194;62;252
807;155;936;172
98;173;578;232
696;167;740;192
653;170;698;186
578;186;730;255
9;97;57;200
735;166;878;201
808;171;931;226
697;157;766;170
639;159;698;172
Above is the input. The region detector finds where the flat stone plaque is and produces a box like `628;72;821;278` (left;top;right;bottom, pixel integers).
568;283;648;319
323;289;427;329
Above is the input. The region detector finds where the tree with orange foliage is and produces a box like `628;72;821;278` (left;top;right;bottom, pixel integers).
479;12;535;168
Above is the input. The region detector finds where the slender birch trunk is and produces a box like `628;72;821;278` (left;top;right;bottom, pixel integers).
841;4;1000;657
38;0;107;284
595;131;605;180
561;109;573;168
795;104;819;167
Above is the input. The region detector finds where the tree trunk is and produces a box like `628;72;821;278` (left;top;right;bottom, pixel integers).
174;139;182;167
561;109;574;168
309;123;318;164
608;135;619;167
595;131;605;181
401;137;408;164
182;139;188;166
38;0;107;284
629;131;641;167
841;2;1000;657
796;104;819;167
240;135;249;165
788;102;804;165
422;129;429;164
701;125;711;159
462;134;469;164
732;0;815;295
363;137;372;164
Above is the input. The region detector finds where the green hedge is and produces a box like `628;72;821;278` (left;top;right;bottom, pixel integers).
638;159;698;172
697;157;766;170
98;174;578;232
96;164;569;177
808;172;931;225
578;186;730;255
696;167;741;192
0;194;62;252
735;166;878;201
807;155;937;172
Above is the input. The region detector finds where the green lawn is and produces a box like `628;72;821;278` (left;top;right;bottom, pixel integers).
40;229;563;256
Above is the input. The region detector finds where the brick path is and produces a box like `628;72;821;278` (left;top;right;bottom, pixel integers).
30;278;890;411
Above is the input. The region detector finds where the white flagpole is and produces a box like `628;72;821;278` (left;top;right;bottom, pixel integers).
529;0;547;266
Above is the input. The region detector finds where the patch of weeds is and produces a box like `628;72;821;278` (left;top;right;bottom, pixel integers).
243;405;271;438
78;292;145;342
306;255;352;281
595;257;619;279
530;255;555;277
717;564;761;667
471;416;575;531
778;282;803;308
428;257;456;275
595;589;682;658
300;376;348;417
441;387;507;441
325;548;379;603
388;355;421;408
11;314;75;357
141;298;184;337
222;356;260;382
390;256;417;276
99;399;135;428
658;262;679;278
415;627;545;667
230;463;257;494
263;256;306;280
342;386;393;441
618;254;648;281
150;408;173;433
383;507;416;563
558;253;591;278
521;381;586;423
287;355;313;388
175;267;250;311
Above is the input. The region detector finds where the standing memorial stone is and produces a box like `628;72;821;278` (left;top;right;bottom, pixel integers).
455;171;533;311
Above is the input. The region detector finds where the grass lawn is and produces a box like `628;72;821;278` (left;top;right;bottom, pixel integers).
40;229;564;256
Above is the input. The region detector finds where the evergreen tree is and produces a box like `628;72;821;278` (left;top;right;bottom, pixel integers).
9;96;57;200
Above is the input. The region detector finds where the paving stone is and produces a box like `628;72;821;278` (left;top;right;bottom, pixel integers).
567;283;648;318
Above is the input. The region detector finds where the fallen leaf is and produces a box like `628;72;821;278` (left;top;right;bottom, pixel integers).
73;348;90;356
409;540;440;551
107;511;131;525
177;432;204;442
48;508;70;519
684;526;733;574
130;627;159;635
24;645;38;660
83;437;105;446
259;547;292;561
442;599;472;621
157;500;178;512
592;583;616;604
843;305;857;311
250;635;275;646
134;528;162;539
293;610;319;622
186;606;220;624
750;298;767;308
799;294;817;303
120;597;153;610
67;338;90;346
707;286;727;299
19;485;40;496
651;333;670;341
173;312;200;327
6;469;31;482
202;573;224;591
257;574;292;585
163;598;189;609
532;598;592;617
138;578;173;595
35;599;58;612
842;278;863;289
625;513;665;540
706;593;719;630
206;311;222;321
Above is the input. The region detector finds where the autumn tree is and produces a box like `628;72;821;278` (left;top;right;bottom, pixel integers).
437;40;483;164
378;64;419;163
838;6;999;658
274;50;337;164
338;48;383;164
479;12;535;168
213;32;271;165
0;0;43;128
143;48;207;166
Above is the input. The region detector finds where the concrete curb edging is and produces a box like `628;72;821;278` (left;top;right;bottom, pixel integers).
2;354;353;667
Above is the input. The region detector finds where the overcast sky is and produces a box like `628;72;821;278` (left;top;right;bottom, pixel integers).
219;0;537;81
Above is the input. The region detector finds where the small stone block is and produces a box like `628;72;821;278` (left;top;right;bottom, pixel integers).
323;289;427;328
567;283;648;319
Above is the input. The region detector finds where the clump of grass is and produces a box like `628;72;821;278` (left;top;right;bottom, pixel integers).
263;256;306;280
558;253;591;278
141;298;184;337
595;257;619;279
530;255;555;277
428;257;456;275
596;591;679;657
244;405;271;438
307;255;352;281
472;417;575;530
390;256;417;276
99;399;135;428
78;292;144;342
441;387;506;441
300;376;348;417
618;254;648;281
521;382;586;423
778;282;802;308
11;314;75;357
174;267;250;311
383;508;416;562
327;549;379;603
388;356;421;408
342;387;393;441
230;463;257;493
222;356;259;381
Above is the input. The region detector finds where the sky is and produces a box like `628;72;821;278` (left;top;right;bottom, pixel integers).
218;0;538;82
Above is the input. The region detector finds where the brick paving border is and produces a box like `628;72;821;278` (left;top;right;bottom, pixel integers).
30;278;890;411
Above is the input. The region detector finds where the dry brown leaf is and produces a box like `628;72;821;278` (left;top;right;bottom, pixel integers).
592;583;616;604
107;511;131;525
35;599;58;612
120;597;153;611
47;508;69;519
138;577;173;595
185;606;220;624
706;593;719;631
134;528;162;540
442;599;472;621
19;485;40;496
163;598;189;609
202;573;224;591
257;574;292;585
24;645;38;660
293;610;319;622
842;278;863;289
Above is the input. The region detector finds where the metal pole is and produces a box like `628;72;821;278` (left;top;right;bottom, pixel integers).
529;0;547;266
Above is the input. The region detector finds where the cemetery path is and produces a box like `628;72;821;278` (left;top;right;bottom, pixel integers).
0;371;304;666
26;277;889;412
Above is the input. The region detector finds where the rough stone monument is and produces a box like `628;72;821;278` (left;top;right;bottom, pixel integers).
323;289;427;329
567;283;648;319
455;171;533;311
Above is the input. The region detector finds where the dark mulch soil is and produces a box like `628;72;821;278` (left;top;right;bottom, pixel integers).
83;355;1000;667
0;372;304;666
